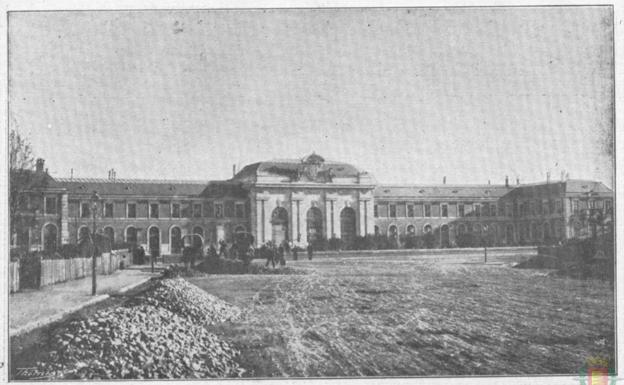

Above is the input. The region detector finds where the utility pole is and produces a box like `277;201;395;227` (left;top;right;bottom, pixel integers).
91;191;101;296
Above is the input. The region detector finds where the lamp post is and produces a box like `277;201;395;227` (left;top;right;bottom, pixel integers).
91;191;101;296
483;224;488;264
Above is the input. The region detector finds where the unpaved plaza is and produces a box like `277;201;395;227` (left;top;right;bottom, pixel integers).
191;254;614;377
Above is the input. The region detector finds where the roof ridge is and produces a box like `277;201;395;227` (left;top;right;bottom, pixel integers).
54;177;209;185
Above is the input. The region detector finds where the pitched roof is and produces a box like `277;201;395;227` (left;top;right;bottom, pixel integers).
375;184;512;199
51;178;208;197
564;180;613;195
232;156;364;182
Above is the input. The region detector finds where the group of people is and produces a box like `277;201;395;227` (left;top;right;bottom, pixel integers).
187;237;318;269
259;240;316;268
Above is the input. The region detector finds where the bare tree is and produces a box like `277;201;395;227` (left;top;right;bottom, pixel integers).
9;130;42;246
9;129;34;171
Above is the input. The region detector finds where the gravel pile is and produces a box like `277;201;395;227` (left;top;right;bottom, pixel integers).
35;279;244;379
138;278;241;324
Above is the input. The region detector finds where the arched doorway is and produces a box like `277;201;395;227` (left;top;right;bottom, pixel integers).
388;225;399;248
104;226;115;249
340;207;357;247
543;221;551;243
192;226;204;249
78;226;90;244
505;224;515;245
306;207;323;245
271;207;289;245
126;226;138;245
440;224;450;248
149;227;160;257
170;226;182;254
43;223;58;253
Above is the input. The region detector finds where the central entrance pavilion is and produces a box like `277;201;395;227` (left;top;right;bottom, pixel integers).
229;153;376;247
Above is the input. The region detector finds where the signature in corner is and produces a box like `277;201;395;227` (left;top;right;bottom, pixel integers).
15;367;56;379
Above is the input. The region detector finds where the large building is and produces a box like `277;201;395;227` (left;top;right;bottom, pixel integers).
11;154;613;255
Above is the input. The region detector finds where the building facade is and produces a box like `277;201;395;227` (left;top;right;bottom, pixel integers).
11;154;613;255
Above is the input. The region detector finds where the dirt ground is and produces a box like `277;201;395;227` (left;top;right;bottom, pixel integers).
189;254;615;377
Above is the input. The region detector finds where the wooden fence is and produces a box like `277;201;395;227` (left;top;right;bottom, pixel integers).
9;261;20;293
38;252;122;287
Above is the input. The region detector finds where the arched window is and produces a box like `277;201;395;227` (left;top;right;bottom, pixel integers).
423;224;432;234
126;226;138;245
170;226;182;254
43;223;58;253
388;225;398;237
193;226;204;248
406;224;416;235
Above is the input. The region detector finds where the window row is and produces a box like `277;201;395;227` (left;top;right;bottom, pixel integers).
70;200;247;219
374;202;500;219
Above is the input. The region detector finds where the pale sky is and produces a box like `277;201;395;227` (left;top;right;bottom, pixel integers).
8;7;614;186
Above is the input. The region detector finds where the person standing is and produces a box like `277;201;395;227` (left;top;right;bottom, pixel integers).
265;242;275;268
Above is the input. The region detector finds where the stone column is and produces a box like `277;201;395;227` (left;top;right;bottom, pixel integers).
60;193;70;244
325;199;333;239
256;199;264;245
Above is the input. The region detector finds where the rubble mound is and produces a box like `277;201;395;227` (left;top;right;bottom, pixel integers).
138;278;241;324
35;279;244;379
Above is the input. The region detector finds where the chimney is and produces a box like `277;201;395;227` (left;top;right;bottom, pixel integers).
70;168;73;180
488;179;491;185
36;158;45;173
566;172;570;181
547;171;551;183
232;164;236;177
505;175;509;187
516;177;520;185
443;176;446;184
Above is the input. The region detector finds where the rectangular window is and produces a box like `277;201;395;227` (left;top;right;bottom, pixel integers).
424;204;431;217
374;204;379;217
215;203;224;218
543;201;549;215
193;203;202;218
441;204;448;217
127;203;136;218
474;204;481;217
458;204;465;217
235;203;245;218
389;204;396;218
81;202;91;218
172;203;180;218
224;201;235;217
482;203;489;217
407;204;414;217
150;203;159;218
506;203;513;217
556;200;563;214
589;200;596;209
45;197;57;214
378;204;388;217
498;202;505;217
104;203;113;218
